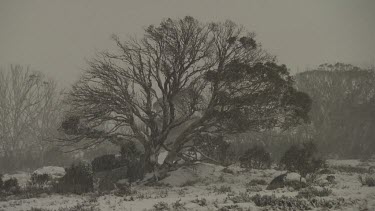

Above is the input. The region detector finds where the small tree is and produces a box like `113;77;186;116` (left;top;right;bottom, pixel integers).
280;142;325;178
239;145;272;169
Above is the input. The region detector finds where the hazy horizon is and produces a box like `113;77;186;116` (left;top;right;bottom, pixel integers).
1;0;375;87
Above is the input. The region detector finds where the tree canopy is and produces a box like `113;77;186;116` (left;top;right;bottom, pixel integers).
62;17;311;173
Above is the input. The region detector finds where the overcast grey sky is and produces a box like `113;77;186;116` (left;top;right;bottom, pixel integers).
1;0;374;87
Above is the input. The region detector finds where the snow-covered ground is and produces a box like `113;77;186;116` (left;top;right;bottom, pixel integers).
1;160;375;211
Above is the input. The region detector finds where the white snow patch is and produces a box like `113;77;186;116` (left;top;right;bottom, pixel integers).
33;166;66;179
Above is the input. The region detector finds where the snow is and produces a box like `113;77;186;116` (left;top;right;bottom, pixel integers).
33;166;66;179
1;160;375;210
158;151;168;165
2;172;30;188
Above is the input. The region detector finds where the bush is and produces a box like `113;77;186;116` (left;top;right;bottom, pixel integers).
193;134;232;165
0;174;3;189
29;173;51;188
251;194;311;210
91;154;122;172
358;174;375;187
280;142;325;177
153;201;170;211
54;162;93;194
120;142;144;182
228;192;252;203
239;145;271;169
2;178;20;194
213;185;232;194
297;187;332;199
331;165;369;174
246;179;268;187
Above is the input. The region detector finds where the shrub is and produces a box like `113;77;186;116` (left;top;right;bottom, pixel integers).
191;198;207;206
331;165;369;174
280;142;325;178
120;142;144;182
213;185;232;194
153;201;170;211
297;187;332;199
193;134;232;165
54;162;93;194
29;173;51;188
251;194;311;210
229;192;252;203
171;199;186;210
91;154;122;172
246;179;267;187
239;145;271;169
2;178;20;193
358;174;375;187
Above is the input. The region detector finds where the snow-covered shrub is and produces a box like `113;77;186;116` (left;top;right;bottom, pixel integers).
213;185;232;194
297;187;332;199
332;165;369;174
193;134;232;165
251;194;311;210
153;201;170;211
239;145;271;169
280;142;325;177
29;173;51;188
358;174;375;187
91;154;122;172
54;162;93;194
171;199;186;210
191;198;207;206
246;179;267;187
228;192;252;203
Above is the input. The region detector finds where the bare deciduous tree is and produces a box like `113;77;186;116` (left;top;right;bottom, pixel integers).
0;65;61;167
62;17;311;176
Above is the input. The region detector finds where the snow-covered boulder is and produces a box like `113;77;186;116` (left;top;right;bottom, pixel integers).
160;162;219;187
285;172;306;183
33;166;66;179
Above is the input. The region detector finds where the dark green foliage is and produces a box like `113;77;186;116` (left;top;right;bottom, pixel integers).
246;179;268;187
91;154;122;172
2;178;20;193
0;174;3;189
297;187;332;199
251;194;311;210
358;174;375;187
239;145;271;169
331;165;369;174
54;162;93;194
193;134;232;164
280;142;325;177
213;185;232;194
30;173;51;188
120;142;144;182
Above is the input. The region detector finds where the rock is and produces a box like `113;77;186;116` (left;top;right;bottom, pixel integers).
267;173;306;190
267;173;287;190
285;172;306;183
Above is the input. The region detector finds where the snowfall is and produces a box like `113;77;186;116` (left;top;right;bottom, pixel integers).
1;159;375;211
